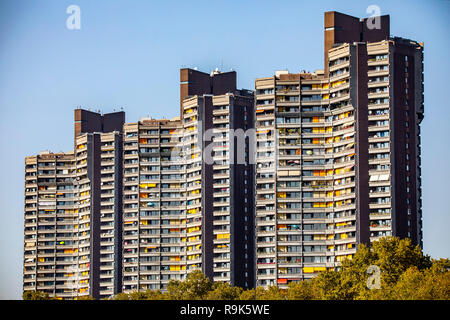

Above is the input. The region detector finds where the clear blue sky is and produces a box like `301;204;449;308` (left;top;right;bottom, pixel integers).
0;0;448;299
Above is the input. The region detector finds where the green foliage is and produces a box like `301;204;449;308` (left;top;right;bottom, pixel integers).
389;259;450;300
257;286;286;300
238;288;257;300
26;237;443;301
166;270;213;300
144;290;166;300
113;292;130;300
128;290;152;300
286;279;320;300
237;286;286;300
22;291;55;300
206;282;242;300
368;237;432;285
306;236;439;300
77;295;95;300
107;238;449;300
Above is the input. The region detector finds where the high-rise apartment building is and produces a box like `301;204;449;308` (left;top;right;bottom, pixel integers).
254;11;424;288
24;151;78;299
121;117;186;291
73;110;125;299
119;69;254;293
24;69;255;298
23;10;424;298
120;88;255;292
74;129;124;299
181;91;254;289
23;110;125;299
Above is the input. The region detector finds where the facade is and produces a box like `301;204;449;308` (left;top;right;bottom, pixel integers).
254;12;424;288
121;117;186;292
120;90;255;293
182;92;255;289
24;151;78;299
74;130;124;299
24;69;255;298
73;111;125;299
324;12;424;248
119;70;255;293
98;132;123;298
23;110;124;299
23;10;424;298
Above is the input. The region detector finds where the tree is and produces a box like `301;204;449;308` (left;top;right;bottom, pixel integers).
113;292;130;300
311;236;435;300
145;289;166;300
79;238;450;301
258;285;286;300
368;237;432;286
420;259;450;300
166;270;213;300
313;269;349;300
286;280;320;300
239;288;257;300
22;291;54;300
389;259;450;300
206;282;242;300
239;286;285;300
128;290;151;300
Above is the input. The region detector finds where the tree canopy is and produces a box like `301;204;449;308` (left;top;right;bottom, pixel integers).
23;237;450;301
